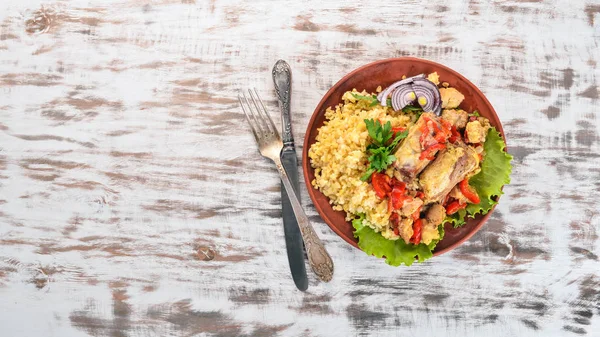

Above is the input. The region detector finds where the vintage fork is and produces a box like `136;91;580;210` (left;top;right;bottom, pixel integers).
238;88;334;282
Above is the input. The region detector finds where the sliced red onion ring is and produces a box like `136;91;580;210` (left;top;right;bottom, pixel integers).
412;78;442;115
377;74;425;106
390;85;416;111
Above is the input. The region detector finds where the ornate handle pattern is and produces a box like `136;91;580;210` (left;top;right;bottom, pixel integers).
274;158;334;282
272;59;294;149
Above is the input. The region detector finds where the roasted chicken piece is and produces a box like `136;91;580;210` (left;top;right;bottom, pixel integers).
393;112;446;183
420;219;441;245
419;142;480;204
439;87;465;109
397;217;414;244
398;197;423;218
441;109;468;129
425;203;446;226
416;203;445;245
465;118;491;144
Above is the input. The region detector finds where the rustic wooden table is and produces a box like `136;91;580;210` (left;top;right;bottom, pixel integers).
1;0;599;336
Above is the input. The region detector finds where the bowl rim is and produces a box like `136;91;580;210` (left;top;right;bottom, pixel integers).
302;57;506;257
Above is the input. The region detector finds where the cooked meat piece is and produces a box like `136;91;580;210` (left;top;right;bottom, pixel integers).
393;112;445;183
427;72;440;85
419;142;480;204
397;217;414;244
425;203;445;226
465;118;491;144
441;109;468;129
399;197;423;217
420;219;441;245
439;87;465;109
449;185;469;204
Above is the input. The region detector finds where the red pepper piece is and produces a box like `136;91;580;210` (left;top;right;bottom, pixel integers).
440;119;453;132
459;179;480;204
434;131;448;144
430;119;442;134
446;200;467;215
430;119;451;143
429;121;444;143
419;123;430;148
419;143;446;160
390;212;400;235
388;178;406;211
371;172;391;199
390;178;405;190
411;205;422;221
442;193;451;207
449;126;462;143
410;219;422;244
391;187;409;210
391;126;406;138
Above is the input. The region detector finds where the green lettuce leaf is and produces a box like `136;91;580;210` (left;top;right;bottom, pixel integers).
352;214;444;266
444;209;467;228
465;128;513;216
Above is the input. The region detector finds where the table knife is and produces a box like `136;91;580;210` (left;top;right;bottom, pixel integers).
272;59;309;291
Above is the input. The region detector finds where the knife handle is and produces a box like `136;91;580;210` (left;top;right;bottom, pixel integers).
272;60;294;148
274;156;334;282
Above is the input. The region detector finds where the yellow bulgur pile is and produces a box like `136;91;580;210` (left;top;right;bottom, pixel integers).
308;90;411;238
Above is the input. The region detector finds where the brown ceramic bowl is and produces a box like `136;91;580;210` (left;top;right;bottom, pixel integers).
302;57;506;257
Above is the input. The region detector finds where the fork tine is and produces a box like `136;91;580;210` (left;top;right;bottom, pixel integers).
238;92;260;142
242;90;265;133
253;88;279;133
247;88;272;133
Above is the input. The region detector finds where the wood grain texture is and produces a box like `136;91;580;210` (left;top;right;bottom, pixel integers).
0;0;598;336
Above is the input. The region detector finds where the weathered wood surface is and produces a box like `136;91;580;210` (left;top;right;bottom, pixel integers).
0;0;599;336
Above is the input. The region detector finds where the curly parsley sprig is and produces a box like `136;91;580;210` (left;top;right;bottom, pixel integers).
360;119;408;181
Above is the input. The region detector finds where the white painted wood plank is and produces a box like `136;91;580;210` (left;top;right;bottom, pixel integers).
0;0;598;336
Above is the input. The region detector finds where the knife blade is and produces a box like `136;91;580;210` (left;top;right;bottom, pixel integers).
272;59;308;291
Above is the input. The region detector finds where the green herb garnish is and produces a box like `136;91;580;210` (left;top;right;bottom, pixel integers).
402;105;424;120
360;119;408;181
351;93;380;107
401;105;423;113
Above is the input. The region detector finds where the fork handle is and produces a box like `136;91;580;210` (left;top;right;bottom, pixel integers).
274;156;334;282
